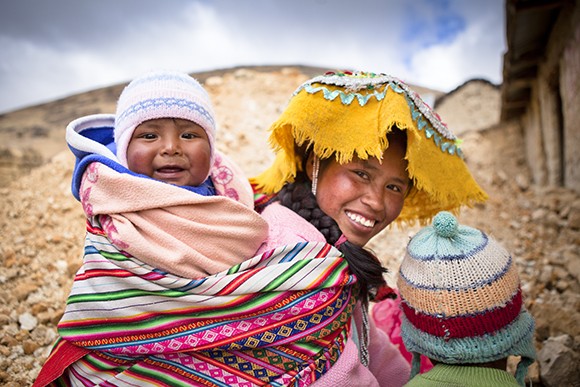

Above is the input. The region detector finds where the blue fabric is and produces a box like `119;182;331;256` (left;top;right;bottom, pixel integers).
69;124;215;201
402;309;536;375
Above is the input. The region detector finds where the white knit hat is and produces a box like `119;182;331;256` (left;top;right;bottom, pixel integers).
114;70;216;168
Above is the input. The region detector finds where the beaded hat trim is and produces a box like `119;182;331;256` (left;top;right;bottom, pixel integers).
298;71;462;158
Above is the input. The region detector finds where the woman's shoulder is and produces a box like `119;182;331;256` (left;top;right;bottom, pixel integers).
258;202;326;252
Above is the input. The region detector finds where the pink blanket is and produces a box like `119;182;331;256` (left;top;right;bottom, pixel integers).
80;152;269;278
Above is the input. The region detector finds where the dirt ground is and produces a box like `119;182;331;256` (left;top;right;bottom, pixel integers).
0;66;578;386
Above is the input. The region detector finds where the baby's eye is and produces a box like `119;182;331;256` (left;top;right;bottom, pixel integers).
140;133;157;140
181;132;200;139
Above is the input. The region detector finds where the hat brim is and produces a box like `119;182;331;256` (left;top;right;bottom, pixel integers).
251;83;487;225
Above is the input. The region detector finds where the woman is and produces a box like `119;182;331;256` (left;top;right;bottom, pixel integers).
251;70;488;386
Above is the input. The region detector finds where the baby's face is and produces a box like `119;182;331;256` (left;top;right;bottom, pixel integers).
126;118;211;186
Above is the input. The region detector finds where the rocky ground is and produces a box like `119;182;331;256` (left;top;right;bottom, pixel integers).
0;67;578;386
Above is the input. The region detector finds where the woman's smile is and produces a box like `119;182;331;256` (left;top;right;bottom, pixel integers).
345;210;376;228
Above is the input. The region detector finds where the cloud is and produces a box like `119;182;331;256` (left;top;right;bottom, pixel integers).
0;2;227;111
0;0;505;114
400;0;466;48
406;0;505;90
0;35;129;109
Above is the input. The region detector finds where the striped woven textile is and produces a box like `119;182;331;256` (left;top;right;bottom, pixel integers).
39;219;356;386
33;115;358;386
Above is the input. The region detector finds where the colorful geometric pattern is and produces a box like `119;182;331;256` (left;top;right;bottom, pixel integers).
44;219;356;386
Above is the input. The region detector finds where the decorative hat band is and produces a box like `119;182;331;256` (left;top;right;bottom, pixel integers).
296;72;460;156
400;287;523;339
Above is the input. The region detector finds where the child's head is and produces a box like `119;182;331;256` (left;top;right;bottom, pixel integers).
114;70;216;184
397;211;536;385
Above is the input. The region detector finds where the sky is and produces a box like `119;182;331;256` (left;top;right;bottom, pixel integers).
0;0;506;114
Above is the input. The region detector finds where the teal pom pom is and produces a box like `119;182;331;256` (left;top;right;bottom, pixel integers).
433;211;458;238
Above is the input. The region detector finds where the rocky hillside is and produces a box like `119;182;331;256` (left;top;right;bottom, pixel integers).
0;67;578;386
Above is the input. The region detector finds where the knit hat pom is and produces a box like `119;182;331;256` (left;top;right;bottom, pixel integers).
432;211;458;238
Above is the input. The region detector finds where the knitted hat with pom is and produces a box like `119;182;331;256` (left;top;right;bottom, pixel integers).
114;70;216;169
397;211;536;386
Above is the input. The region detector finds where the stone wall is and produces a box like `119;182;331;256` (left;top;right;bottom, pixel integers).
560;7;580;192
523;92;547;185
435;80;500;136
521;3;580;193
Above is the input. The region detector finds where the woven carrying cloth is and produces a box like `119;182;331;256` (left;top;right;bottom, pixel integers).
33;114;357;386
63;113;269;278
251;71;488;225
42;239;355;386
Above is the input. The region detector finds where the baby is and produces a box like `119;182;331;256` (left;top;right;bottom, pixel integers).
66;70;269;277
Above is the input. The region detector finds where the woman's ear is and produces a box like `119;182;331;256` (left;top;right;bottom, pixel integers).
305;152;315;181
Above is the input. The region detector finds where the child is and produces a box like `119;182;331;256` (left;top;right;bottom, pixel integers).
67;70;269;277
397;211;536;386
34;71;362;386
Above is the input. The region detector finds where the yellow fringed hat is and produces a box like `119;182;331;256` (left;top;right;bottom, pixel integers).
251;71;488;225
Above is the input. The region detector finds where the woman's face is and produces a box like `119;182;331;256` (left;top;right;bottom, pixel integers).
312;139;410;247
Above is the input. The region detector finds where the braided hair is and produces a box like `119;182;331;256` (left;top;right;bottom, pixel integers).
273;128;409;303
274;171;390;305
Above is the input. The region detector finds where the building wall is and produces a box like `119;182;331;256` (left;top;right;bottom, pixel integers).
521;2;579;192
523;85;547;185
435;80;500;136
537;69;562;186
560;8;580;192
